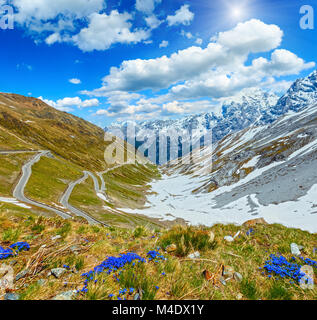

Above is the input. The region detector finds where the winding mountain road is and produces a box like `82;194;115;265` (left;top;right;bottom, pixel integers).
13;151;72;219
7;149;135;226
60;171;108;226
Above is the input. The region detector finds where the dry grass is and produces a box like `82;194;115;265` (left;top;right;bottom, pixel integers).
0;213;316;300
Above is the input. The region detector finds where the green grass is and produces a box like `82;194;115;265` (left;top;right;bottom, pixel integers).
103;163;161;209
159;225;216;257
0;153;34;197
69;171;164;228
25;155;82;205
266;282;293;300
1;211;316;301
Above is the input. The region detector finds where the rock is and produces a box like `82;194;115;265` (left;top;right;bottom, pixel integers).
234;272;243;282
209;231;215;242
299;265;315;290
290;243;301;256
187;251;200;259
219;276;226;286
166;244;177;253
15;269;29;281
70;245;81;254
223;266;235;278
236;293;243;300
51;235;62;241
224;236;234;242
0;264;14;290
9;260;18;266
243;218;268;227
4;293;20;300
37;279;46;286
51;268;67;279
52;290;77;300
133;293;141;300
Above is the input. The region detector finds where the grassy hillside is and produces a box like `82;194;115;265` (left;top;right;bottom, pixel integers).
0;92;161;227
0;93;111;171
103;163;161;209
0;153;34;197
24;155;82;206
0;214;316;300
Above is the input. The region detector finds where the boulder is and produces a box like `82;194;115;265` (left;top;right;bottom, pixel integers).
234;272;243;282
187;251;200;259
51;235;62;241
224;236;234;242
299;265;315;290
52;290;77;300
15;269;29;281
290;243;301;257
166;244;177;253
243;218;268;227
51;268;67;279
223;266;235;278
209;231;215;242
4;293;20;300
0;264;14;290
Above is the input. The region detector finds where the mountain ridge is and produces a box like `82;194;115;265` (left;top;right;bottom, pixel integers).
107;70;317;164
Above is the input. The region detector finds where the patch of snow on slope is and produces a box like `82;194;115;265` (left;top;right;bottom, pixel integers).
0;197;31;209
122;173;317;233
242;156;261;168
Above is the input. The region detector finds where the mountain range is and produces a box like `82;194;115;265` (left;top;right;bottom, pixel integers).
107;70;317;165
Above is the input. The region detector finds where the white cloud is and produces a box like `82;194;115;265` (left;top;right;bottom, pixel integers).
84;19;315;119
135;0;161;14
72;11;150;51
69;78;81;85
195;38;203;45
216;19;283;54
12;1;153;52
45;32;62;45
159;40;169;48
252;49;315;76
39;96;99;111
145;15;162;29
181;30;193;39
167;4;194;27
86;19;313;96
13;0;105;23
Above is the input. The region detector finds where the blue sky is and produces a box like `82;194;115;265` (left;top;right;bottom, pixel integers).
0;0;316;127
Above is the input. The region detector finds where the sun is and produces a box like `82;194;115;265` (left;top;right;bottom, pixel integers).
232;7;242;18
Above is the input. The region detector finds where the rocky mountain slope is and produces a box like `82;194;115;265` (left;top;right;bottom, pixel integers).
122;71;317;233
107;71;317;165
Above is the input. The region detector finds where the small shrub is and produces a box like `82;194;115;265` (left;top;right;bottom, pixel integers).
75;257;85;271
267;283;293;300
31;224;45;234
160;226;215;257
240;279;258;300
56;222;71;237
119;263;158;300
2;228;21;242
133;226;146;238
76;225;87;234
